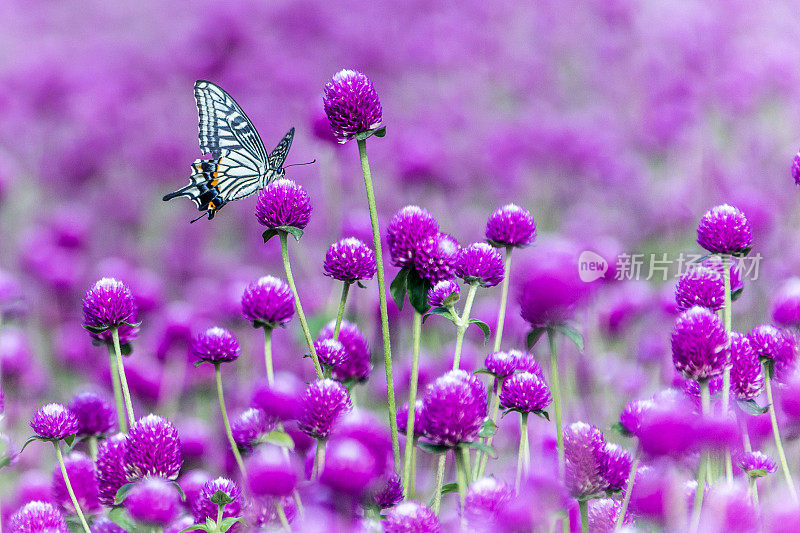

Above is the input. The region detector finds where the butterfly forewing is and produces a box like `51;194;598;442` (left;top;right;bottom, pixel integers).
268;127;295;171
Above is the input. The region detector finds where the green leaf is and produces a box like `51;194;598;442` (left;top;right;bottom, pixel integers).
737;399;770;416
732;246;752;258
406;267;431;315
259;429;295;450
473;368;493;375
731;287;743;302
281;225;304;242
119;342;133;356
463;441;497;458
554;324;584;351
210;489;233;505
262;228;281;243
179;525;210;533
0;455;12;469
356;126;387;141
761;357;775;380
478;419;497;438
469;319;491;343
423;306;456;325
746;468;770;479
120;320;142;328
205;518;217;530
82;324;110;334
193;360;209;368
19;435;45;454
533;409;550;421
114;482;136;505
356;281;367;289
372;126;387;138
526;327;548;350
171;481;186;501
108;506;136;532
417;441;451;455
220;517;246;532
611;421;634;438
389;268;409;311
63;434;75;448
440;482;459;495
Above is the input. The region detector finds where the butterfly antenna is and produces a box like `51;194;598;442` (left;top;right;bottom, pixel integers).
283;159;317;169
189;211;210;224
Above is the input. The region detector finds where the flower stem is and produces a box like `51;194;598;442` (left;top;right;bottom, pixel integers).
453;284;478;371
263;327;275;386
88;436;98;461
356;137;400;470
764;365;798;502
402;311;422;498
215;504;224;533
312;438;326;480
515;412;529;493
475;379;503;480
721;254;733;483
578;500;589;533
333;282;351;340
431;454;447;515
690;380;711;532
54;442;91;533
455;447;470;517
107;345;127;433
548;328;565;480
614;449;638;531
111;328;135;428
493;247;513;352
214;363;247;479
275;500;291;531
278;232;323;379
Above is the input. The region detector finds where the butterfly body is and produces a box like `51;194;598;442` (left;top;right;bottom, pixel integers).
163;80;294;222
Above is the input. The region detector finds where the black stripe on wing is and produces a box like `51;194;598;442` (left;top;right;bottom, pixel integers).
268;127;295;170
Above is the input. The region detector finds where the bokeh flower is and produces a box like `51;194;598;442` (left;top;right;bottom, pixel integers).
792;150;800;187
51;451;100;514
124;477;181;527
323;69;383;143
247;446;297;497
69;392;115;437
772;278;800;327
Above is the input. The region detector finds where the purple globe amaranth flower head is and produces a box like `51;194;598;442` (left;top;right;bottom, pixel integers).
702;256;744;297
671;306;729;382
373;473;404;509
231;408;276;451
696;204;753;256
255;178;312;231
251;373;304;421
181;470;213;511
564;422;609;499
484;350;520;379
318;436;381;496
92;518;127;532
97;433;128;506
124;414;183;481
241;275;294;329
749;324;798;380
674;266;724;312
322;69;382;143
618;398;655;437
314;338;349;369
397;400;426;436
387;205;439;268
51;451;100;514
30;403;79;440
730;332;763;400
499;371;552;413
517;249;588;327
247;445;297;497
317;319;372;382
588;498;632;532
297;379;352;440
428;280;460;308
192;478;243;529
485;203;536;248
792;150;800;187
323;237;376;283
455;242;505;287
421;370;487;447
772;278;800;327
125;477;181;527
384;501;441;533
464;477;514;523
191;326;240;364
82;277;139;344
737;451;777;478
9;501;68;533
69;392;115;437
413;232;461;284
602;443;633;492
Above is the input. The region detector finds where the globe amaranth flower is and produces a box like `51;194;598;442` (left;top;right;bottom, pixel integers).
319;436;382;496
730;332;763;400
792;150;800;187
748;324;798;380
297;379;352;440
387;205;439;268
674;266;724;312
231;408;276;451
9;501;68;533
97;433;128;506
323;237;376;283
51;451;100;514
484;350;520;379
124;414;183;481
373;473;404;509
92;518;127;532
413;232;461;284
455;242;505;287
191;326;240;364
181;470;213;511
241;275;294;329
397;400;426;437
737;451;777;478
251;373;304;421
255;178;312;230
464;477;514;522
702;256;744;296
602;443;632;492
420;370;487;447
69;392;115;437
192;478;243;529
30;403;79;440
383;501;441;533
314;338;350;369
772;278;800;327
618;398;655;437
588;498;632;532
499;372;551;413
82;277;139;344
485;203;536;248
696;204;753;255
247;446;297;497
564;422;609;499
671;306;728;382
428;280;460;307
124;477;181;527
517;252;588;327
317;320;372;382
323;69;382;143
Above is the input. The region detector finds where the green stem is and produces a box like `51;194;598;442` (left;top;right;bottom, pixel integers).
88;436;98;462
614;449;638;531
690;381;711;532
578;500;589;533
493;247;513;352
278;232;323;379
263;327;275;386
402;311;423;497
431;454;447;515
515;413;529;493
721;254;733;483
107;346;127;432
215;364;247;479
333;282;350;340
275;500;291;531
54;442;91;533
357;137;400;470
764;366;798;502
312;439;326;480
455;447;469;514
410;436;418;496
111;328;135;427
476;379;503;479
749;476;759;506
548;329;565;480
215;504;224;533
453;284;478;371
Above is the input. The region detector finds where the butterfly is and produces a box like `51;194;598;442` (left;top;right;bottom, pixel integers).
163;80;296;222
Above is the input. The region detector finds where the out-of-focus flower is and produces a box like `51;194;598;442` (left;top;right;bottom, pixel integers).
737;451;777;478
455;242;504;287
91;518;126;532
730;332;763;400
69;392;115;438
397;400;426;436
124;477;181;527
383;501;440;533
97;433;128;507
30;403;79;440
323;69;382;143
749;324;797;381
428;280;460;307
674;266;724;312
323;237;376;283
251;373;304;421
671;307;728;382
564;422;609;499
9;501;68;533
413;232;461;284
499;371;551;413
191;478;242;530
619;398;655;437
247;446;297;497
124;414;183;481
319;436;380;495
464;477;514;523
255;178;312;230
387;206;439;269
317;320;372;382
191;327;241;364
241;276;294;329
297;379;352;440
231;408;276;452
485;204;536;248
373;473;404;509
696;204;753;255
51;451;100;514
420;370;487;447
588;498;632;532
792;150;800;187
82;278;139;344
517;246;588;327
772;278;800;328
181;470;213;512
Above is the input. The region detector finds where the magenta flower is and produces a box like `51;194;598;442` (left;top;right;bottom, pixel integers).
191;478;242;529
30;403;79;440
323;237;376;283
91;518;127;532
484;350;521;379
97;433;128;506
792;150;800;187
69;392;115;437
51;451;100;514
485;203;536;248
247;446;297;497
323;69;382;143
671;307;729;382
517;255;587;327
748;324;798;380
82;278;139;344
317;319;372;382
428;280;460;307
241;276;294;329
589;499;632;531
383;501;441;533
297;379;352;440
255;178;312;231
696;204;753;255
387;205;439;268
564;422;608;499
737;451;777;477
319;436;381;495
251;375;304;422
772;278;800;327
618;398;655;437
124;414;183;481
397;400;426;436
231;408;276;451
413;232;461;284
314;338;349;369
730;332;763;400
373;473;404;509
464;477;514;522
420;370;487;447
9;501;68;533
455;242;505;287
191;327;241;364
499;372;552;413
602;443;632;492
124;477;181;527
674;266;724;312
